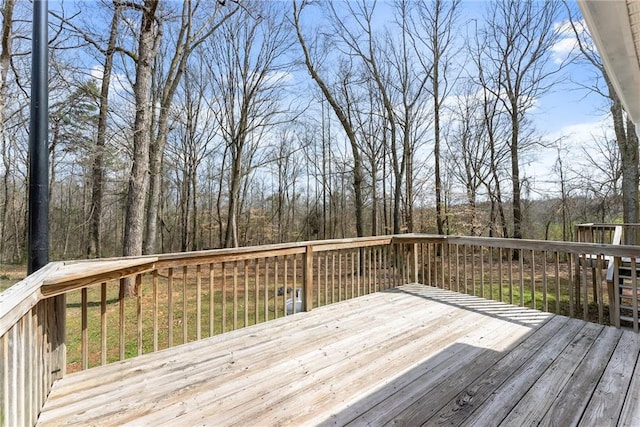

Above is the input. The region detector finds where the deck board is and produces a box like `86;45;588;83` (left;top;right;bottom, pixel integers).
37;284;640;426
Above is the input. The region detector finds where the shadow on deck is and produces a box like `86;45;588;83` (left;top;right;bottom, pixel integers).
37;284;640;426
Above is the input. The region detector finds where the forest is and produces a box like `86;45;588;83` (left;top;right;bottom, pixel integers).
0;0;638;264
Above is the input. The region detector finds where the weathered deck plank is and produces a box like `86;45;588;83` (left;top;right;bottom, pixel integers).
538;325;623;427
346;315;569;427
37;284;640;426
578;330;640;426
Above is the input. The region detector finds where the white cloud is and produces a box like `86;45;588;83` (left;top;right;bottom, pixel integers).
89;65;130;95
525;117;611;193
551;18;595;65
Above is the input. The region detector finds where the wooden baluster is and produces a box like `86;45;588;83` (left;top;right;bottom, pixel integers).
338;252;343;301
332;253;336;302
153;271;158;352
569;253;575;318
508;249;514;305
264;259;270;322
354;250;364;295
596;255;603;324
383;246;389;290
274;257;279;318
351;250;356;296
463;245;468;294
519;251;524;307
442;243;447;290
531;251;536;310
209;263;215;337
581;253;588;321
447;245;452;292
480;247;485;298
498;248;503;302
196;264;202;341
488;248;493;301
233;261;238;329
282;255;288;316
81;287;88;370
221;263;227;333
470;246;475;296
244;260;249;326
555;252;560;314
324;252;329;303
366;248;371;293
119;278;125;361
182;266;188;344
168;268;174;347
632;258;639;332
136;274;143;356
255;259;260;324
316;255;321;307
100;282;108;365
293;256;298;314
542;252;548;313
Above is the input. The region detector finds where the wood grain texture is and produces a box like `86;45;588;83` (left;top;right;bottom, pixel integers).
31;284;640;427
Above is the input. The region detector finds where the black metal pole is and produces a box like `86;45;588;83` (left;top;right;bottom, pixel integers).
28;0;49;274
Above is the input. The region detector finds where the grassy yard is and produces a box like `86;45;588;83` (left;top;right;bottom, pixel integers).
0;264;26;292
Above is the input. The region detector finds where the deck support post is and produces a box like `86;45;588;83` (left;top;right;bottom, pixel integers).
303;245;313;311
47;295;67;381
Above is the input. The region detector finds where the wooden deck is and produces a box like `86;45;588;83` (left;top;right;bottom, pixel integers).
37;284;640;426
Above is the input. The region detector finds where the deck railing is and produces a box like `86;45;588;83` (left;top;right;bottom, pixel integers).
396;234;640;331
0;236;398;426
2;233;640;426
575;222;640;245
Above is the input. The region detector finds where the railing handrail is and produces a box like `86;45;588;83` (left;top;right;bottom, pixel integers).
0;262;63;337
576;223;640;227
393;233;640;257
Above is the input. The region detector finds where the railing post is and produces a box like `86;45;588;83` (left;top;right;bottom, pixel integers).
48;294;66;381
304;245;313;311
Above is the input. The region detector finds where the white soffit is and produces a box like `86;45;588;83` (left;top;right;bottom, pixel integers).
578;0;640;123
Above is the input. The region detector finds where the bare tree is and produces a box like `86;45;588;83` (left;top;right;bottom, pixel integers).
122;0;161;266
143;0;237;255
410;0;460;235
87;1;120;258
166;64;217;252
481;0;565;241
566;6;639;239
205;1;293;248
448;86;492;235
0;0;16;262
293;0;366;238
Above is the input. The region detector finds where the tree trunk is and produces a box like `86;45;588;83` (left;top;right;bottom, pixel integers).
123;0;160;295
433;48;443;236
88;2;119;258
293;3;365;238
224;147;242;248
0;0;15;263
510;108;522;240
